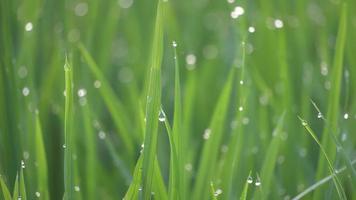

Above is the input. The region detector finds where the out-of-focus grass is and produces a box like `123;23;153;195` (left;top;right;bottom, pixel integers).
0;0;356;199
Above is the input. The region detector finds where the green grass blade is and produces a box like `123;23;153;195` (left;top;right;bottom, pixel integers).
78;44;134;159
239;171;252;200
0;175;12;200
34;114;49;200
124;156;143;200
298;117;346;200
64;57;74;200
161;108;179;199
141;0;164;198
254;113;285;199
172;41;185;200
314;4;348;199
80;104;96;200
210;182;218;200
12;168;26;200
192;68;235;200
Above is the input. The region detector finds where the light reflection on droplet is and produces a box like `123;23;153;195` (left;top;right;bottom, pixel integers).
274;19;284;29
25;22;33;31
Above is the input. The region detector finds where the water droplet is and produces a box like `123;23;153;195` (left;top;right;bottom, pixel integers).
317;112;323;119
35;192;41;197
140;143;144;154
74;186;80;192
255;179;261;186
158;109;166;122
301;120;307;126
242;117;249;125
77;88;87;97
118;0;134;8
25;22;33;31
18;66;28;78
203;128;211;140
184;163;192;172
62;144;66;149
185;54;196;65
21;160;25;169
274;19;284;29
67;29;80;43
221;145;228;153
231;6;244;19
214;189;223;197
22;87;30;96
320;62;328;76
248;26;255;33
247;176;253;184
298;148;307;157
227;0;235;3
343;113;349;119
75;2;88;16
238;106;243;112
98;131;106;139
138;187;142;191
18;196;22;200
94;80;101;88
172;41;177;48
239;80;244;85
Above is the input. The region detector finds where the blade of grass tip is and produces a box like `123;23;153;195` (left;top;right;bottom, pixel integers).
64;56;74;200
298;117;346;200
254;112;285;199
161;108;179;199
141;0;164;198
78;44;134;160
172;40;184;199
314;4;347;199
192;67;236;200
124;156;143;200
0;175;12;200
12;166;26;200
292;159;356;200
239;171;252;200
34;113;49;200
210;182;218;200
310;99;356;183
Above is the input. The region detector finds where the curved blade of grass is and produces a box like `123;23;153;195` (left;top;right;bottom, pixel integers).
64;57;74;200
292;159;356;200
141;0;164;198
314;4;347;199
239;171;252;200
254;112;285;199
160;108;179;199
0;175;11;200
298;117;346;200
34;114;49;200
192;68;235;200
78;44;134;159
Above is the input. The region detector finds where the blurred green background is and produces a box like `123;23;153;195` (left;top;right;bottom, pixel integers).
0;0;355;199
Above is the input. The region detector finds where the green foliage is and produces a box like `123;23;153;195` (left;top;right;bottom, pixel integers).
0;0;356;199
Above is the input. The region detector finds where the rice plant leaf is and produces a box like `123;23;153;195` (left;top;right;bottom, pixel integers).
124;156;143;200
314;4;348;199
81;104;96;200
161;109;179;199
298;117;346;200
192;68;236;200
78;44;134;158
254;112;285;199
141;0;164;198
239;171;252;200
35;114;49;200
0;175;11;200
12;168;26;200
64;57;74;200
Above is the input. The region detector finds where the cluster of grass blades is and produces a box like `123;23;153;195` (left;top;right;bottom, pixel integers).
1;0;356;199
